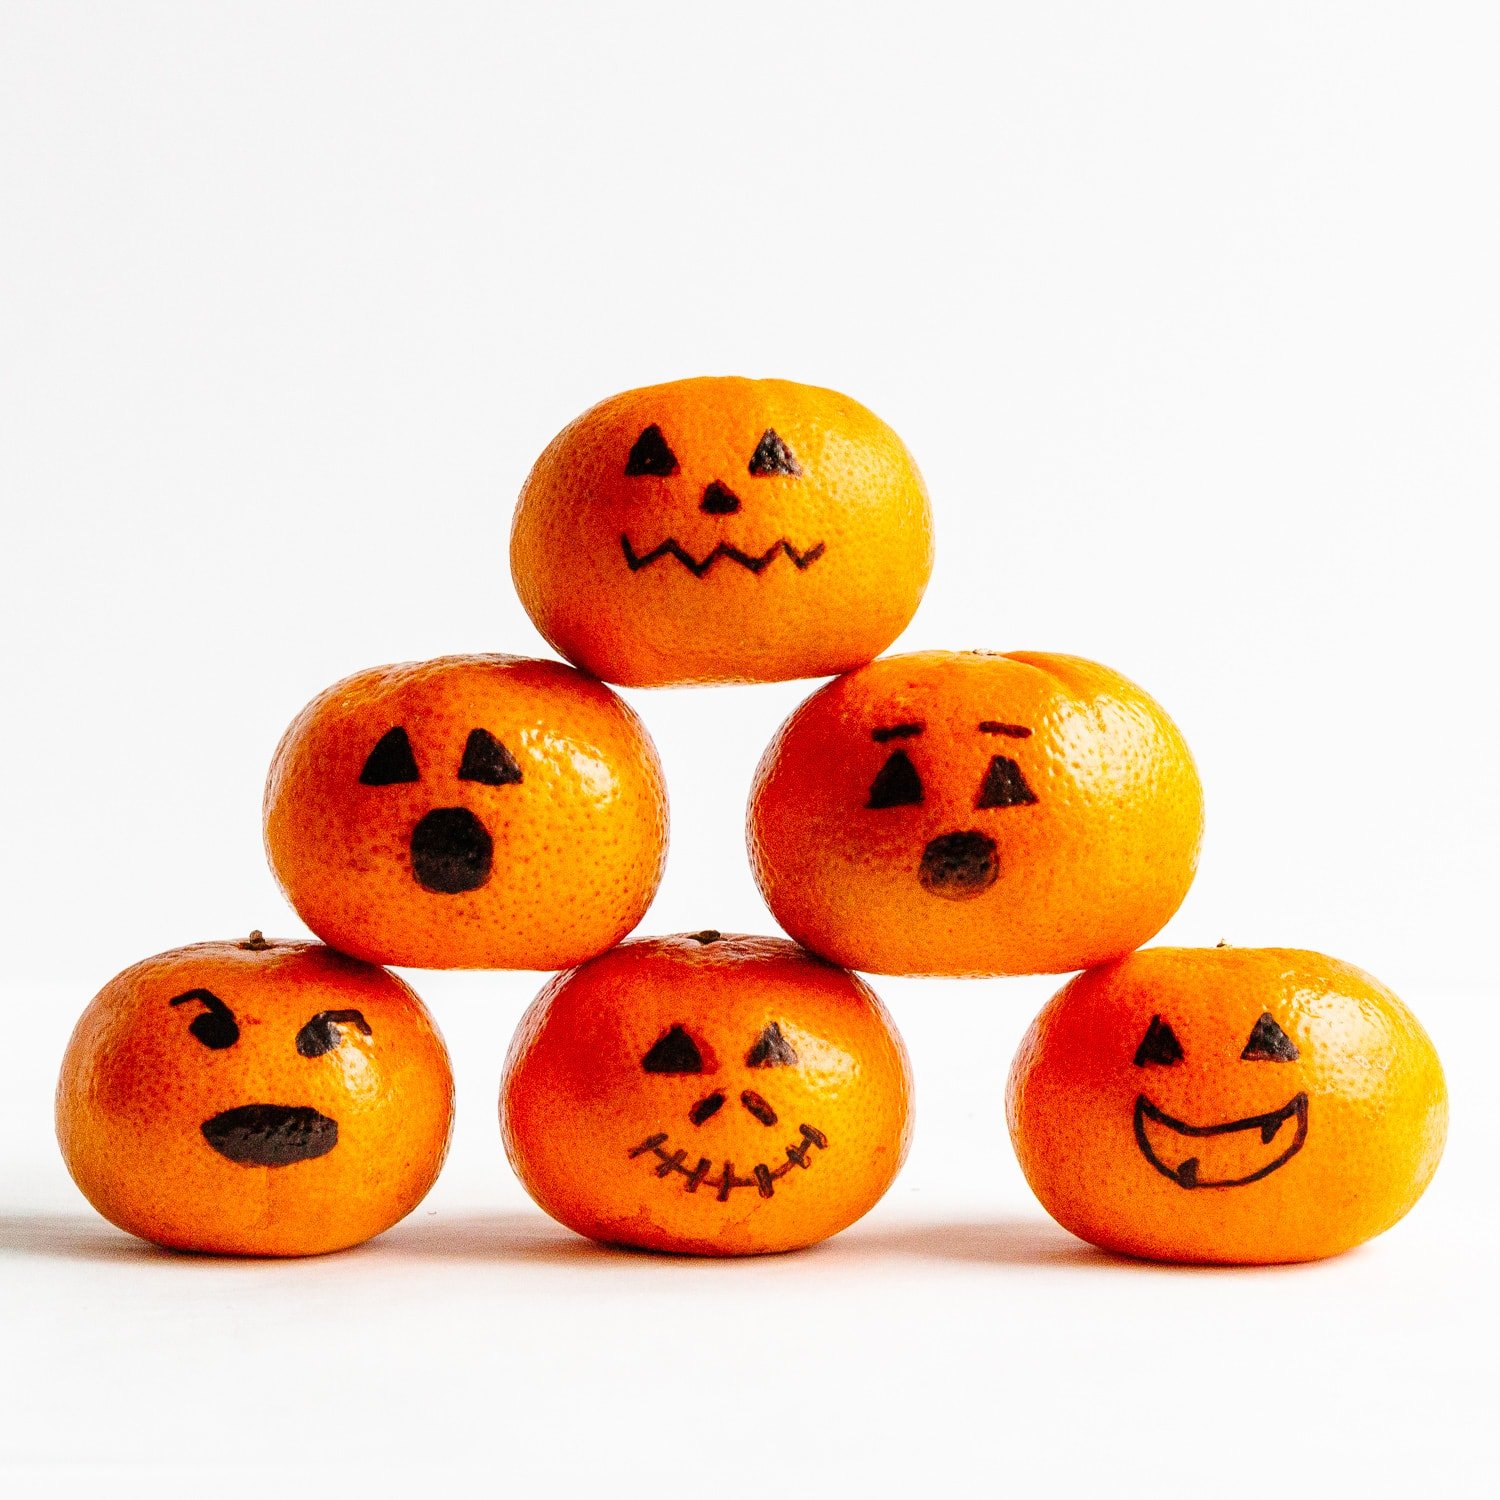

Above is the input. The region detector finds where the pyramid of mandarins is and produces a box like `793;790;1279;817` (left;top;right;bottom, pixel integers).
56;373;1445;1265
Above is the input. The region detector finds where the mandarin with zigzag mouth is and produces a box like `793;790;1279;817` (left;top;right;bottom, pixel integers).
510;376;931;685
621;534;826;577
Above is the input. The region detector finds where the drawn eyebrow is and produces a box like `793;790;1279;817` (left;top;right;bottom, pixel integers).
978;721;1032;738
871;723;925;743
169;988;240;1049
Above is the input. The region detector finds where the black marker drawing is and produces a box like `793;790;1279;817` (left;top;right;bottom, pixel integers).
1241;1012;1299;1061
359;726;421;786
918;829;998;899
628;1123;830;1202
867;750;924;809
170;988;240;1051
745;1022;798;1069
200;1103;340;1168
748;429;803;477
1134;1093;1309;1189
296;1009;373;1059
700;480;742;515
1133;1015;1184;1067
458;729;523;787
409;806;493;894
975;755;1038;810
624;424;678;477
642;1025;705;1075
621;535;826;577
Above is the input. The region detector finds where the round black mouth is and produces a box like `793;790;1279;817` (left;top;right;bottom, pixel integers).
410;806;494;893
918;830;999;900
200;1104;339;1167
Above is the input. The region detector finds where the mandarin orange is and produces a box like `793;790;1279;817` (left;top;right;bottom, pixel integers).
1006;946;1448;1263
56;935;454;1256
263;654;668;969
510;376;932;686
748;650;1203;976
501;932;912;1255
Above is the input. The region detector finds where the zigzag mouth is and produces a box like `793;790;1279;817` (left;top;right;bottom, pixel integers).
627;1123;829;1202
621;534;827;578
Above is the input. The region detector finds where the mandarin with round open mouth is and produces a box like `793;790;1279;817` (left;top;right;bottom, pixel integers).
264;653;668;970
501;932;913;1256
749;650;1204;976
56;935;454;1256
510;376;933;686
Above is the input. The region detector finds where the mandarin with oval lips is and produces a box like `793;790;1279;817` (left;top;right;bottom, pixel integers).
1006;946;1448;1264
510;376;932;686
56;936;454;1256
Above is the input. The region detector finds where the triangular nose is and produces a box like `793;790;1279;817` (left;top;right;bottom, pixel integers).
701;481;741;515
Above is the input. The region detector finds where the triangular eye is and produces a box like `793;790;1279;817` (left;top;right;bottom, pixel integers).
1241;1013;1299;1061
746;1022;798;1068
359;726;420;786
458;728;523;786
642;1025;703;1074
868;750;924;809
976;755;1038;809
624;424;679;477
1133;1015;1184;1067
748;428;803;477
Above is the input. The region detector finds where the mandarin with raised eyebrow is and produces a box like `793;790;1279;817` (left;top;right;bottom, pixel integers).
57;935;453;1256
749;650;1202;976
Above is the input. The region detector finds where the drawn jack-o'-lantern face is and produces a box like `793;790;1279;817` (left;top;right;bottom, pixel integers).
1006;947;1449;1264
749;651;1204;977
56;937;454;1257
510;377;933;686
264;654;668;970
501;933;913;1255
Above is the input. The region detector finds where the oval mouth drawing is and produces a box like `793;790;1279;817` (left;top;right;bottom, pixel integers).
200;1103;340;1167
1133;1092;1308;1189
621;535;826;577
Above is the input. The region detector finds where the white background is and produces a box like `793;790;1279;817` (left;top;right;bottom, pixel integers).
2;3;1497;1494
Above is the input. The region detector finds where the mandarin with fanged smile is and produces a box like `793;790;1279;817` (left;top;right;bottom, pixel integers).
501;932;912;1256
510;376;932;686
1006;947;1448;1265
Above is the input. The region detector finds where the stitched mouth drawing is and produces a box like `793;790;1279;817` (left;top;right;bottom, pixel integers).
1133;1093;1308;1189
627;1123;829;1201
621;535;827;577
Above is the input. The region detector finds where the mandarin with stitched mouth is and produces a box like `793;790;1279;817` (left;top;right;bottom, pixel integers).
56;936;454;1256
500;932;912;1255
1006;947;1448;1264
510;376;932;686
748;650;1204;977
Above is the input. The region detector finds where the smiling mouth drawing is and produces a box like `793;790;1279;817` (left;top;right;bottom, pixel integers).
627;1123;829;1201
621;535;827;578
201;1104;339;1167
1134;1093;1308;1189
